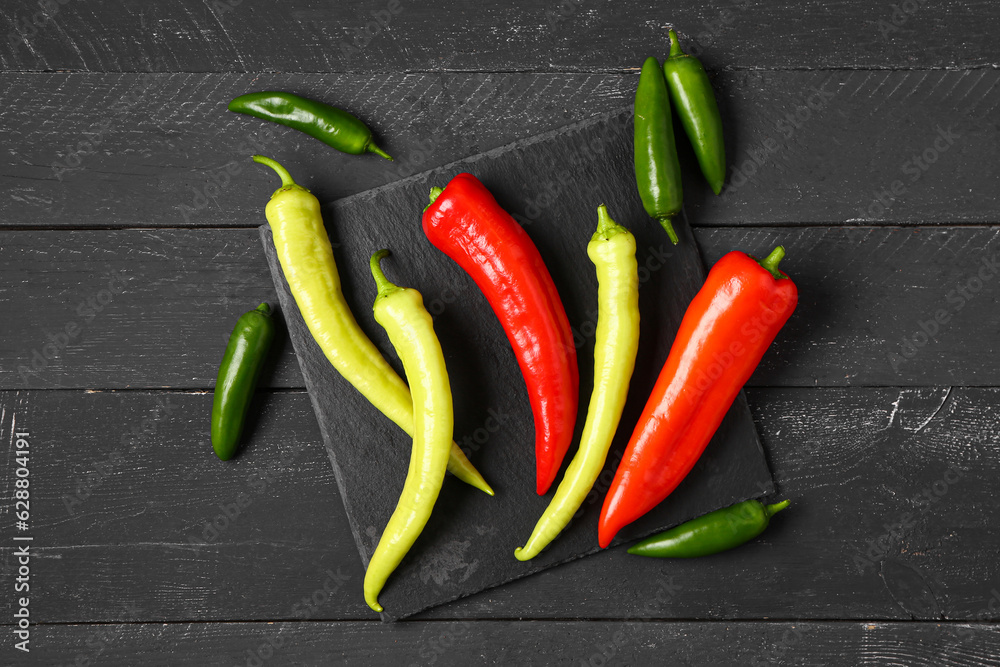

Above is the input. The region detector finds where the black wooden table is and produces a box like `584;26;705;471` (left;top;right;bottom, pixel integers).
2;2;999;665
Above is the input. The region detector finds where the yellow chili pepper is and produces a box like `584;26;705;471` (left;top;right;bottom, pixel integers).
253;155;492;496
514;205;640;560
364;250;453;612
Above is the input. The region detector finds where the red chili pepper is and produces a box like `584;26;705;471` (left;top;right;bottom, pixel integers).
598;246;797;547
422;173;579;495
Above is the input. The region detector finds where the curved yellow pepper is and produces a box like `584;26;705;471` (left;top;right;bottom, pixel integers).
515;205;640;560
364;250;453;612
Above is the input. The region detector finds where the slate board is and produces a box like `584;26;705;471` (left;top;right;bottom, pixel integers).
260;107;774;621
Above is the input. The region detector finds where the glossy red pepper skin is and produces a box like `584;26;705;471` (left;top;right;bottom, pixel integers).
422;173;579;495
598;248;797;547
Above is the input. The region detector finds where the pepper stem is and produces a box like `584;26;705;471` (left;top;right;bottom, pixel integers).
668;29;684;58
658;217;680;245
757;246;787;279
370;249;399;297
424;186;445;212
596;204;618;235
765;499;790;518
252;155;296;188
367;142;393;161
255;303;271;315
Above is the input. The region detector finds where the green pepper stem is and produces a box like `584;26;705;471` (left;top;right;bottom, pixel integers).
596;204;617;235
658;217;679;245
252;155;296;188
668;29;684;58
424;186;445;213
370;249;398;297
368;142;393;161
255;303;271;315
765;499;790;518
758;246;786;279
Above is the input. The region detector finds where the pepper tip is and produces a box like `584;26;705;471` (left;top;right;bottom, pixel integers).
657;217;680;245
368;142;393;161
765;499;791;518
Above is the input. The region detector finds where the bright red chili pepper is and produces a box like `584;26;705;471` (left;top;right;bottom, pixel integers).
598;246;797;547
422;173;579;495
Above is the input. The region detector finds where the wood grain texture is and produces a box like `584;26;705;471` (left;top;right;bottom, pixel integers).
260;107;772;620
0;0;997;72
4;226;999;390
2;386;998;623
5;620;999;666
0;70;996;228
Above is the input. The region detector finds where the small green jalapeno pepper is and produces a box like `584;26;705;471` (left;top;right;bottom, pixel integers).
634;56;683;244
664;29;726;195
211;303;276;461
627;499;790;558
364;250;453;613
230;92;392;160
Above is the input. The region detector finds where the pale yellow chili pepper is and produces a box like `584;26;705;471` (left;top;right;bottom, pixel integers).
515;205;640;560
364;250;453;612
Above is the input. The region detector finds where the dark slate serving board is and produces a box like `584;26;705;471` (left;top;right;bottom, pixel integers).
260;108;774;621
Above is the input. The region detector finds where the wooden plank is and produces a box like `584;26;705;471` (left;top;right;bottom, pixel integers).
5;620;999;666
259;106;772;620
2;386;999;623
3;226;1000;390
0;70;996;228
0;0;997;72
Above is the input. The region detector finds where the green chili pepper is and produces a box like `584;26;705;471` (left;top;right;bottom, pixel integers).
515;205;640;560
364;250;453;613
211;303;276;461
634;56;683;245
230;92;392;160
664;29;726;195
627;499;790;558
253;155;492;495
